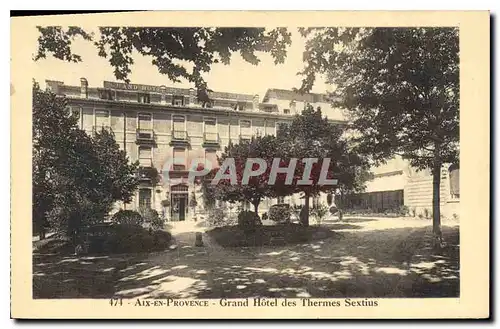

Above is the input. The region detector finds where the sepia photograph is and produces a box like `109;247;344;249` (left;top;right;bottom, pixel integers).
10;11;489;319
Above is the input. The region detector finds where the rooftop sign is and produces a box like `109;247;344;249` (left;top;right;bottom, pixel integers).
103;81;163;93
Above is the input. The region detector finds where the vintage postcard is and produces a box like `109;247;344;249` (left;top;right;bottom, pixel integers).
11;11;490;319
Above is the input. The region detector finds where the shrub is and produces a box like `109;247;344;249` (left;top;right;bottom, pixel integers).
262;212;268;221
237;211;262;233
398;205;409;216
207;207;227;227
139;207;164;230
87;223;172;254
111;210;143;226
207;223;339;247
189;191;198;212
269;204;291;224
291;205;302;222
311;203;329;226
410;207;416;217
423;208;431;219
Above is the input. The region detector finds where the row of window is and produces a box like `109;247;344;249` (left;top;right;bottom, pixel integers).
138;146;217;170
74;108;289;136
98;89;251;110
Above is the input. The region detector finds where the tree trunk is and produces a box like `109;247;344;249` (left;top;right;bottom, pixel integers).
252;197;260;215
338;190;344;221
432;162;443;249
301;192;310;226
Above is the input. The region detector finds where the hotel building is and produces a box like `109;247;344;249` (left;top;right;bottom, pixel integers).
45;78;459;220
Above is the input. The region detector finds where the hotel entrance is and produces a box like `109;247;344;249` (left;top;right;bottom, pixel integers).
170;184;188;221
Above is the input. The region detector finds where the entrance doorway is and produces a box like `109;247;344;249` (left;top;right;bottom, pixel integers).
138;188;152;208
171;184;188;221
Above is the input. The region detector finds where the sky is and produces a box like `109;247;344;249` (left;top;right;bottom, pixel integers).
31;27;330;101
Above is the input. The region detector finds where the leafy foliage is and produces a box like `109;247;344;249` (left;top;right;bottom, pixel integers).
207;208;229;227
237;211;262;233
311;203;329;226
35;27;291;97
189;191;198;210
202;108;371;227
299;27;459;241
138;206;164;230
204;135;280;214
32;83;139;241
87;223;172;255
201;179;216;210
111;210;143;226
138;166;160;186
268;204;291;224
272;106;371;226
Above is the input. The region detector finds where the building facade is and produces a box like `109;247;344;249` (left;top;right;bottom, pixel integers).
46;78;459;220
48;79;334;221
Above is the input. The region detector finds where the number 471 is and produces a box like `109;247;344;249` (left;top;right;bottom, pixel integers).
110;298;123;306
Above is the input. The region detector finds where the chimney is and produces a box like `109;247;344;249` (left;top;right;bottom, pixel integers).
253;94;259;111
189;88;196;107
80;78;88;98
160;85;167;104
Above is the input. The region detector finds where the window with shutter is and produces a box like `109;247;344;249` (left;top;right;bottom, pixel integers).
172;115;186;140
173;148;186;170
205;150;218;168
265;121;275;135
240;119;252;139
204;117;217;142
138;146;152;167
138;113;152;130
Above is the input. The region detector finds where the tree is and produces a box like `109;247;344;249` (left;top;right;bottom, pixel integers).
299;27;459;245
272;106;371;226
189;190;198;217
92;129;140;205
34;27;291;95
32;83;139;243
205;135;278;215
33;81;77;238
201;179;216;211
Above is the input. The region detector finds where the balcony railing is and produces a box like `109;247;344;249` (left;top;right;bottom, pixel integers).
170;130;190;145
172;164;187;171
136;128;155;144
203;132;220;147
137;163;158;184
172;130;188;141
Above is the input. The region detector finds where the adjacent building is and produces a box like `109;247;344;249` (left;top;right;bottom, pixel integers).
346;157;460;218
